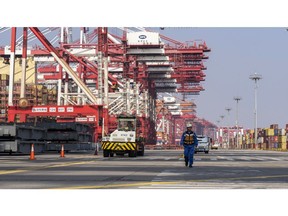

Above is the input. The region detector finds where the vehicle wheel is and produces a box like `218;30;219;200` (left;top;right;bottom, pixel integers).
103;150;109;157
109;152;114;157
194;151;197;154
205;151;209;154
137;149;144;156
129;150;137;157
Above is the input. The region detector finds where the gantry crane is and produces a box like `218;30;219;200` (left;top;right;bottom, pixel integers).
0;27;216;152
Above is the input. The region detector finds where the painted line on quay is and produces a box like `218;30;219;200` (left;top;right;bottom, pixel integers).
0;160;97;175
54;174;288;189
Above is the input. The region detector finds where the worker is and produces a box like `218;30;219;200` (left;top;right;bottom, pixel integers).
180;123;198;168
127;121;134;131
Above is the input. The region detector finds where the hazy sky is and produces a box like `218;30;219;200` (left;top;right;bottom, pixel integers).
155;28;288;130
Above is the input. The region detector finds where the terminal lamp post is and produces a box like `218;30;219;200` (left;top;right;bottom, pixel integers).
216;120;220;144
220;115;224;148
249;73;262;148
233;96;242;149
225;107;232;149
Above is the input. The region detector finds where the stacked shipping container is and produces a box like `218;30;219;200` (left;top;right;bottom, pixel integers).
240;124;287;151
0;74;57;123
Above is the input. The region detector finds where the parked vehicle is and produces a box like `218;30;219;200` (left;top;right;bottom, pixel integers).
211;142;219;150
195;136;210;154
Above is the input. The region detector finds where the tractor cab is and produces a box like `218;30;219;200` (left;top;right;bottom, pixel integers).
101;114;145;157
104;115;136;143
117;115;136;132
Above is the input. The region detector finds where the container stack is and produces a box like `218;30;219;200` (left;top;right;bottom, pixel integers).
240;124;288;151
264;127;275;149
0;74;57;123
270;124;280;150
285;124;288;150
0;74;9;122
278;128;286;150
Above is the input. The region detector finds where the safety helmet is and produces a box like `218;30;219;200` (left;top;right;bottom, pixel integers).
186;123;192;128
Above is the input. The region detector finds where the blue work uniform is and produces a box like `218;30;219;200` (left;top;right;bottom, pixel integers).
180;130;198;167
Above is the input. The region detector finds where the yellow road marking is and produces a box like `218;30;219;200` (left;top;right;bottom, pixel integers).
54;181;180;189
0;160;96;175
0;170;28;175
200;174;288;182
46;161;95;168
54;174;288;189
2;158;288;188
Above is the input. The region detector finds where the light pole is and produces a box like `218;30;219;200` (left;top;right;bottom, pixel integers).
216;120;220;144
225;107;232;149
233;96;242;149
220;115;224;147
249;73;262;148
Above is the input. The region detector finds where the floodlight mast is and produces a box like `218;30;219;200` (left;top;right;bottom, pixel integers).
249;73;262;148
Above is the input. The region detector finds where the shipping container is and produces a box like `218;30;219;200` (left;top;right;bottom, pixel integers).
274;129;278;136
278;136;287;143
258;137;264;143
127;32;161;46
278;129;286;136
263;143;269;149
163;96;176;104
265;128;274;136
270;124;279;129
0;74;9;80
258;130;265;137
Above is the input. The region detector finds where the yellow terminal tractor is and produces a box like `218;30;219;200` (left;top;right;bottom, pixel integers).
101;114;145;157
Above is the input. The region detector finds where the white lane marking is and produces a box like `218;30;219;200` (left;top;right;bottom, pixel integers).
239;157;251;161
138;183;287;189
261;157;282;161
252;157;265;161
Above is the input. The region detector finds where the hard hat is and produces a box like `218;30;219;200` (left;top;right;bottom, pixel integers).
186;123;192;128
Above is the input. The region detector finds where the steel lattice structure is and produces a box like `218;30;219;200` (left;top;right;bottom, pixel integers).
0;27;217;144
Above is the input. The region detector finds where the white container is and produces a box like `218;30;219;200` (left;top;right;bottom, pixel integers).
170;111;182;115
127;48;165;55
127;32;160;45
168;105;179;110
146;67;173;72
137;56;169;62
278;129;286;136
163;96;176;103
